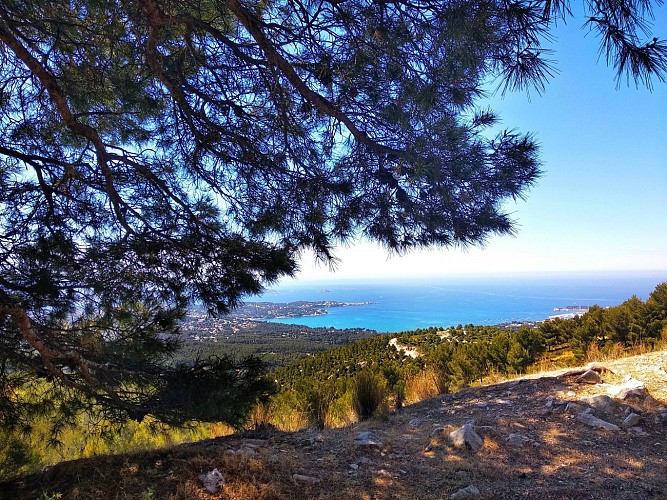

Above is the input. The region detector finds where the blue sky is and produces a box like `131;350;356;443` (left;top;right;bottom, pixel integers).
296;6;667;281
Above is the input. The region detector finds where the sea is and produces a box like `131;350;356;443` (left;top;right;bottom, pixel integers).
257;271;667;333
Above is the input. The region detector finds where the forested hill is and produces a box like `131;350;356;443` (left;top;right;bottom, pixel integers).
267;282;667;429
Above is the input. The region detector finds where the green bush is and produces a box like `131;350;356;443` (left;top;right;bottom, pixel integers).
353;371;386;421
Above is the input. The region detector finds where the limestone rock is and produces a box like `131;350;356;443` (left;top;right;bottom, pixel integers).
576;369;602;384
506;433;537;447
622;413;642;428
199;468;225;494
576;411;620;431
448;423;483;452
292;474;320;484
581;394;616;413
608;377;647;400
450;484;481;499
355;431;383;448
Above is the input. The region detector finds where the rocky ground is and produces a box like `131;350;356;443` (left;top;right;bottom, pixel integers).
3;351;667;499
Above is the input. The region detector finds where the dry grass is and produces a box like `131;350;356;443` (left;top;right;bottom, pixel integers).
3;350;667;499
404;368;443;404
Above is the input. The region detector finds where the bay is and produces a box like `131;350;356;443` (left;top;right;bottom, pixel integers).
257;270;667;333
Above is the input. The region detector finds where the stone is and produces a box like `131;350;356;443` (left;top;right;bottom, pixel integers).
506;433;537;447
655;412;667;425
576;369;602;384
586;362;613;373
409;418;421;427
450;484;481;499
198;469;224;494
576;411;620;431
622;413;642;428
544;396;555;409
237;447;257;456
581;394;616;413
565;402;585;414
627;426;649;436
355;431;383;448
608;377;647;400
448;423;483;452
349;463;359;471
292;474;320;484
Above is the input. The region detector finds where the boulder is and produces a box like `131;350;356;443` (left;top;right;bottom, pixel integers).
581;394;616;414
448;423;483;452
355;431;383;448
576;410;620;431
198;469;225;494
576;370;602;384
622;413;642;428
608;377;647;401
565;402;586;414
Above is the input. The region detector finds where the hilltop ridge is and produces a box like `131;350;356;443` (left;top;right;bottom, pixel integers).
3;350;666;499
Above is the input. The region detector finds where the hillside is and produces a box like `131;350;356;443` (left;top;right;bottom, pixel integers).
2;350;666;499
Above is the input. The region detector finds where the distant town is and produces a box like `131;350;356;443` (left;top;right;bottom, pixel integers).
179;301;373;342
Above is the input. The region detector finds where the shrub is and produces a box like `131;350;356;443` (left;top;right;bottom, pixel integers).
352;371;386;421
299;383;335;430
404;369;444;404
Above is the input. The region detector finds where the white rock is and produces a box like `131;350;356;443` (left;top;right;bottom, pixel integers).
355;431;383;448
448;423;483;452
198;469;224;494
608;377;647;400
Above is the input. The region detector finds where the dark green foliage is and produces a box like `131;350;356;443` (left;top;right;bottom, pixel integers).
0;436;35;480
547;284;667;359
352;370;387;421
646;283;667;338
173;322;376;368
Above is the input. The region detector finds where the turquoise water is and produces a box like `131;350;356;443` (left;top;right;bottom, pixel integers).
258;271;667;333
